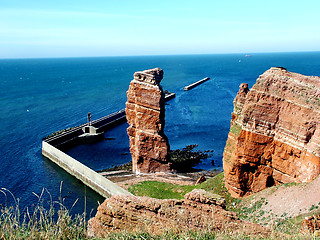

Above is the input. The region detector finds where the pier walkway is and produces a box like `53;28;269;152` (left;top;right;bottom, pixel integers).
44;110;126;148
42;141;132;198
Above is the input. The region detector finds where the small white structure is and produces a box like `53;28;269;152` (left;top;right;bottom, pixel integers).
78;112;104;141
82;125;98;135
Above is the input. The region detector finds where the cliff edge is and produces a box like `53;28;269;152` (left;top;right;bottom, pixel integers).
87;189;268;237
223;67;320;197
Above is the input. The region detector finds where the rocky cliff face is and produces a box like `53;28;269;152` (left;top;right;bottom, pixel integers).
88;189;267;237
125;68;171;173
223;67;320;197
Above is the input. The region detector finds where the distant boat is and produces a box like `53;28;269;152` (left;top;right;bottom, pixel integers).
245;54;252;57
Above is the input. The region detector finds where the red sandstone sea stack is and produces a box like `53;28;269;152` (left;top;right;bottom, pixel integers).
125;68;172;173
223;67;320;197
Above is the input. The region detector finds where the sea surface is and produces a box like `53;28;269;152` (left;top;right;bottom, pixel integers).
1;52;320;215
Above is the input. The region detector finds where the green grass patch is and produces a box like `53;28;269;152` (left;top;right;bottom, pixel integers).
229;123;242;137
128;181;197;199
198;172;234;205
105;230;218;240
0;188;88;240
274;210;320;235
128;172;235;206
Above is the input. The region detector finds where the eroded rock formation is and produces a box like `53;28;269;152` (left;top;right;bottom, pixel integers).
126;68;171;173
223;67;320;197
300;214;320;234
88;189;267;237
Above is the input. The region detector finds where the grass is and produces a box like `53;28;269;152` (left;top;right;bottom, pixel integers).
198;172;233;205
128;181;196;199
0;186;88;240
1;175;318;239
126;173;320;239
128;172;235;207
229;123;242;137
274;210;320;235
103;231;219;240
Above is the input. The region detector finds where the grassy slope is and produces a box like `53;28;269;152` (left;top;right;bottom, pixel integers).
2;173;317;239
128;172;234;206
128;172;319;238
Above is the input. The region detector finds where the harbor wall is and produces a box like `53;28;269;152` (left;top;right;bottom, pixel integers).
42;141;132;198
44;110;126;148
184;77;210;91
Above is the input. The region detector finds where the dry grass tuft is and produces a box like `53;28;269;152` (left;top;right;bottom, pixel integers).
0;186;88;240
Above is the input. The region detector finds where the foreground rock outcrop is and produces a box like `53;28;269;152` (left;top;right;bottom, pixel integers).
223;67;320;197
301;214;320;235
88;189;267;237
125;68;171;173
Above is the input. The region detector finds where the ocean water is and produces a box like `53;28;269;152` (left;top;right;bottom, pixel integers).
1;52;320;215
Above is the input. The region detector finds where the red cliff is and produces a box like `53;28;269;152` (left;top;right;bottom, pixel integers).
223;67;320;197
125;68;172;173
88;189;267;237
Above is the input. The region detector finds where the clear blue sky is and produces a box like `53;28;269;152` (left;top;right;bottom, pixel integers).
1;0;319;58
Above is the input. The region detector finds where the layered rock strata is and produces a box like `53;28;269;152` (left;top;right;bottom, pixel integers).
223;67;320;197
125;68;171;173
88;189;267;237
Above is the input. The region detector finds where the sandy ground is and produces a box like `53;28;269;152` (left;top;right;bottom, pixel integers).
241;175;320;225
262;176;320;219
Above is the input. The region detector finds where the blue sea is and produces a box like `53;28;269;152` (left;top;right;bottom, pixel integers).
1;52;320;216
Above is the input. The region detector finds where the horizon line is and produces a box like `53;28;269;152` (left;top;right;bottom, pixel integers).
1;50;319;60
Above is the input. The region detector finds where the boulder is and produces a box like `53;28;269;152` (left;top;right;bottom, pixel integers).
87;189;267;237
300;215;320;234
195;175;206;185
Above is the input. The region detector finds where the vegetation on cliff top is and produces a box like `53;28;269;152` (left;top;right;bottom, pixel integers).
128;172;233;206
0;188;87;240
1;177;318;239
127;173;320;238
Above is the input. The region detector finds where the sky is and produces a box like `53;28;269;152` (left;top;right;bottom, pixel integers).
0;0;320;58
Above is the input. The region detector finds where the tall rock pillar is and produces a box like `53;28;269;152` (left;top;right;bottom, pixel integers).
125;68;172;173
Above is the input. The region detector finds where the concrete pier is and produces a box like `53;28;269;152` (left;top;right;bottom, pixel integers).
184;77;210;91
44;110;126;148
164;92;176;101
42;141;132;197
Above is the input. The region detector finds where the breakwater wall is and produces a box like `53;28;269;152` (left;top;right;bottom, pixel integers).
184;77;210;91
44;110;126;148
42;141;132;198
